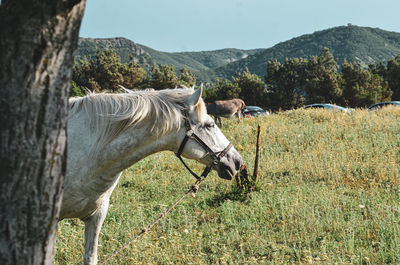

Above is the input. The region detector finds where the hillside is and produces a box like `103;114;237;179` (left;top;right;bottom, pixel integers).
75;37;260;80
76;37;158;70
213;25;400;79
137;44;261;72
76;25;400;82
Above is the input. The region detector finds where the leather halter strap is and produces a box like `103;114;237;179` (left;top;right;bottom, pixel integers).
175;109;232;180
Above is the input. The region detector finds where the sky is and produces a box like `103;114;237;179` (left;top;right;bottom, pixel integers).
80;0;400;52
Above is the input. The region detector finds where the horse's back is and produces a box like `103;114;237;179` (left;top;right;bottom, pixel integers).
206;99;245;117
207;102;231;116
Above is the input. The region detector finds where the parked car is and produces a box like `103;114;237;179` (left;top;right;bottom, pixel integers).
304;103;350;112
242;106;269;117
367;101;400;110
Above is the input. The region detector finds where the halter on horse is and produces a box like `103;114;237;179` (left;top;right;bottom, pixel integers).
175;108;232;180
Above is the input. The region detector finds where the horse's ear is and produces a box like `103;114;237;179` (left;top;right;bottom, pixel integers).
185;85;203;107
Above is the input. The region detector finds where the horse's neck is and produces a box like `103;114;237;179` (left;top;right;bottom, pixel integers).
95;126;176;176
67;111;177;182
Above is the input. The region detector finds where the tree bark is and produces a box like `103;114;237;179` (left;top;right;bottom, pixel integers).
0;1;86;264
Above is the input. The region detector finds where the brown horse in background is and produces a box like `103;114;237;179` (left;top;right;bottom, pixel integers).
206;98;247;126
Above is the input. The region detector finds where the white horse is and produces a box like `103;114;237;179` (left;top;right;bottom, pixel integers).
61;87;243;265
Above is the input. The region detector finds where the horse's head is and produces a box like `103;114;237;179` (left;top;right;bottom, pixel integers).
176;88;243;180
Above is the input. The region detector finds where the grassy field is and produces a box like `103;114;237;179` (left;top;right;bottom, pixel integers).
55;107;400;264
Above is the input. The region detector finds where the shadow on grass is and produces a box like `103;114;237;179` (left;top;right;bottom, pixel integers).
207;166;261;207
206;186;261;208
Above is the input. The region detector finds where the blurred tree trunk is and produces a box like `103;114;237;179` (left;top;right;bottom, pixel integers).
0;1;86;264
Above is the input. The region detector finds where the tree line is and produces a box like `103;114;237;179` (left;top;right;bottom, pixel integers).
71;50;196;96
265;48;398;110
72;48;400;110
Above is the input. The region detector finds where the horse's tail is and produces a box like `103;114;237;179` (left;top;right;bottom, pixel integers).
240;99;247;109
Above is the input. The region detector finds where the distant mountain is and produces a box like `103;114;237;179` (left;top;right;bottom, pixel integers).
76;37;261;80
213;25;400;80
76;37;157;70
76;25;400;82
137;45;262;71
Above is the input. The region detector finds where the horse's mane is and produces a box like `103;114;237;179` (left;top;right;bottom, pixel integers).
69;87;205;153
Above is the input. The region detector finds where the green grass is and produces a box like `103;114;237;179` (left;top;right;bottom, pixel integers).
56;107;400;264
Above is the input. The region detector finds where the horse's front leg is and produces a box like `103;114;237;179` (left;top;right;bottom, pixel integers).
82;172;123;264
83;198;110;265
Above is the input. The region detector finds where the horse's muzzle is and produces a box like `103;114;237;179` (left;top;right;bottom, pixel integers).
217;152;242;180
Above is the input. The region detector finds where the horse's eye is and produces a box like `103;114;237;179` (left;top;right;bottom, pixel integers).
205;122;215;129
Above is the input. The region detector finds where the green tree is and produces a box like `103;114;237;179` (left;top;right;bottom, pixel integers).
203;79;222;102
341;61;391;107
203;79;240;102
73;50;147;93
179;68;197;87
222;79;241;99
233;67;267;107
265;58;307;110
368;62;387;78
121;61;147;90
70;80;87;97
73;56;94;90
385;55;400;100
303;48;342;104
97;50;124;91
150;64;196;90
150;64;179;90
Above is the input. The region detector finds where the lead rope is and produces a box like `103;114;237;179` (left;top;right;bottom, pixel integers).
98;178;203;265
99;143;232;264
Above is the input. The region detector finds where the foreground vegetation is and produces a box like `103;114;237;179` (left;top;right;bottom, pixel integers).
56;107;400;264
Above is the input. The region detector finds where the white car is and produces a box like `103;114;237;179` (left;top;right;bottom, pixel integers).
304;103;350;112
